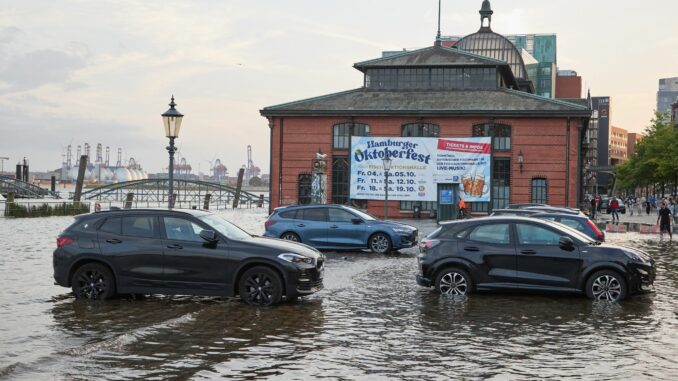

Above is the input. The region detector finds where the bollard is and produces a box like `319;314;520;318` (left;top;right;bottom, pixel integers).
258;194;264;208
232;168;244;209
203;193;211;210
124;193;134;209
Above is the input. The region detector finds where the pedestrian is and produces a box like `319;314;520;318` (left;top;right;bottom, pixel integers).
458;197;467;219
657;202;673;241
590;197;597;220
646;198;651;215
628;197;634;216
610;197;620;224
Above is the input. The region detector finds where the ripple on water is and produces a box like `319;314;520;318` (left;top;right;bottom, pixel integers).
0;213;677;380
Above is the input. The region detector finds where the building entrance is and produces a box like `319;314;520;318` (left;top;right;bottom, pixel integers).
437;183;458;222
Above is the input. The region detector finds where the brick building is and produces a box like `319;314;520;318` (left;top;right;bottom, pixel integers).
609;126;628;165
627;132;643;157
261;1;591;217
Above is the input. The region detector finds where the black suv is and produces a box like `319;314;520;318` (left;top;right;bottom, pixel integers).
417;216;655;302
53;209;324;306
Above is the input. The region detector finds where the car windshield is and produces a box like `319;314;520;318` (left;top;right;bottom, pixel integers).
539;219;597;244
198;214;251;241
343;207;376;221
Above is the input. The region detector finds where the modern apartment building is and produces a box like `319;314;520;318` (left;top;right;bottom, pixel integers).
657;77;678;114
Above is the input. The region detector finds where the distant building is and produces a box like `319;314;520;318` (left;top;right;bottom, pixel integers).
671;97;678;128
657;77;678;114
609;126;627;165
555;70;582;99
627;132;643;157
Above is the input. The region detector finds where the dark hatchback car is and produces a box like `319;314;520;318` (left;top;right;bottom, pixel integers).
531;213;605;242
264;204;418;254
416;217;655;302
53;209;324;306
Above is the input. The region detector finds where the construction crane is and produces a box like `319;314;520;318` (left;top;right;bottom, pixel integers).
245;145;261;183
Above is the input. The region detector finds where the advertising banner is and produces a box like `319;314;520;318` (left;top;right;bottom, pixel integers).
349;136;491;202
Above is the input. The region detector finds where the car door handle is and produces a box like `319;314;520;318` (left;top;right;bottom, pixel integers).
521;249;537;255
167;244;183;250
330;225;339;229
106;239;122;244
296;224;305;227
464;246;479;252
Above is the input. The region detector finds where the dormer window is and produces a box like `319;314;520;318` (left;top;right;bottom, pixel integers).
365;67;498;90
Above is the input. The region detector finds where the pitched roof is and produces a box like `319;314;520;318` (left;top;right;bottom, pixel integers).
353;45;510;71
261;88;591;117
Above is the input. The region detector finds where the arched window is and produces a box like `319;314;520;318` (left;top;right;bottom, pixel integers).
333;122;369;149
531;178;548;204
401;123;439;137
298;173;312;205
472;123;511;151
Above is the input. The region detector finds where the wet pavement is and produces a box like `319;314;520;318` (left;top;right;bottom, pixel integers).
1;211;677;380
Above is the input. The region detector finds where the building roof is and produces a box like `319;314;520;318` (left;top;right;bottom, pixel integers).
456;1;528;80
261;88;591;117
353;45;510;70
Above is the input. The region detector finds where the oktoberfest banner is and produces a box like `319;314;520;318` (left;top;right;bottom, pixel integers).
349;137;491;202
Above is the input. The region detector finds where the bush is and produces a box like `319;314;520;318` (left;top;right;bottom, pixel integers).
4;202;90;218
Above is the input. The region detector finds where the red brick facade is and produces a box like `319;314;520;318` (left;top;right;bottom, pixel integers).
267;115;585;217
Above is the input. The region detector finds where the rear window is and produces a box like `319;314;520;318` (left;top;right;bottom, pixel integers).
278;210;297;219
99;217;122;235
69;217;100;233
122;216;157;238
300;208;327;222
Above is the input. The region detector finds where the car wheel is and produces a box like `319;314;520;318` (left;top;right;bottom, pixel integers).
435;268;472;296
586;270;627;302
369;233;392;254
281;232;301;242
239;266;283;307
71;263;116;300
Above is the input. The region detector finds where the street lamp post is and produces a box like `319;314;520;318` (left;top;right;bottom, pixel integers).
161;96;184;209
383;157;392;219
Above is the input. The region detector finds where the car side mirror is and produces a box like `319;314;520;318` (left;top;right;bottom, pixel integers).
559;236;575;251
199;229;218;242
351;218;363;224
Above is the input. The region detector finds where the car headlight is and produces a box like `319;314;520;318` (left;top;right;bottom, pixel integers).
622;249;642;262
278;253;314;265
392;227;413;234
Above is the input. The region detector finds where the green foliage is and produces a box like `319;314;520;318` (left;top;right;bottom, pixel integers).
5;202;91;218
616;112;678;191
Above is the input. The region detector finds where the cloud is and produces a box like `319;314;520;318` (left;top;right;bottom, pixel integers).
0;49;86;92
0;27;21;45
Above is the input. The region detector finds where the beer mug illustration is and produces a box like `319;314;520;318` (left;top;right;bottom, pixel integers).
471;174;489;197
462;175;473;195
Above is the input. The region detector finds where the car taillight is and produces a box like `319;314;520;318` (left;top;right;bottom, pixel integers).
56;236;74;247
264;219;276;229
421;239;440;251
587;220;605;241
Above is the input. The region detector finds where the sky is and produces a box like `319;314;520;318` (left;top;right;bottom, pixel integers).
1;0;677;174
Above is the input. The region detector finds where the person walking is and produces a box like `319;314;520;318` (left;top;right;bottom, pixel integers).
458;197;467;219
610;197;620;224
657;202;673;241
628;196;635;216
590;197;597;220
646;196;651;215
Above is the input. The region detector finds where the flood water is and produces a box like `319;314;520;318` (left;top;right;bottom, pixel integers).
1;211;676;380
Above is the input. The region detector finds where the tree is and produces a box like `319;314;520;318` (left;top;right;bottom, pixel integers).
616;112;678;195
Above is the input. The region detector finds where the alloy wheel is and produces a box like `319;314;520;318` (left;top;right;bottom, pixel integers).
591;275;622;301
243;273;275;306
370;234;390;254
74;269;109;300
439;271;468;295
282;233;299;242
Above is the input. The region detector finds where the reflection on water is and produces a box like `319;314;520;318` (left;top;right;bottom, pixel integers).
0;216;677;380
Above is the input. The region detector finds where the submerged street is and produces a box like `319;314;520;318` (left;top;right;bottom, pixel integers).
0;210;677;380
